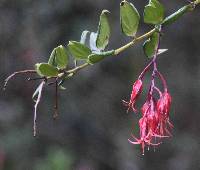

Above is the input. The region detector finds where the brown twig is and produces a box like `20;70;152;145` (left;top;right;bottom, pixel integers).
27;77;46;81
53;79;59;119
4;70;36;90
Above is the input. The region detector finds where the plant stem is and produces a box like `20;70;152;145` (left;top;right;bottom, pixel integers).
66;63;90;74
4;70;36;90
53;80;59;119
114;28;156;55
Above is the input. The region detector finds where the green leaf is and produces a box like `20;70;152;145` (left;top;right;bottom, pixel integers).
55;45;68;69
48;46;69;69
48;48;56;66
87;50;115;64
35;63;59;77
96;10;111;50
144;0;164;25
162;5;191;26
143;32;159;58
67;41;91;60
120;0;140;37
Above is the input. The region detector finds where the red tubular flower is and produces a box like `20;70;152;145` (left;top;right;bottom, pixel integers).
141;101;150;116
123;79;143;113
124;40;173;153
157;92;172;117
156;92;173;136
128;116;161;154
128;99;163;154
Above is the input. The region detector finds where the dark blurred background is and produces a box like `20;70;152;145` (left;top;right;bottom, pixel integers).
0;0;200;170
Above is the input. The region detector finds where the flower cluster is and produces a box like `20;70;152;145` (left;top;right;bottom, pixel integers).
123;44;173;155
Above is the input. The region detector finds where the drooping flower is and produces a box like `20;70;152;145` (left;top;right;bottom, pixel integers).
129;99;163;154
128;116;162;154
123;79;143;112
156;92;173;136
157;92;172;118
124;35;174;153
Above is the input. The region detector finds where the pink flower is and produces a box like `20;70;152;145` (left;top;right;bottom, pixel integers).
124;57;174;154
123;79;143;112
141;101;150;116
156;92;173;136
128;97;171;154
129;117;161;154
157;92;172;118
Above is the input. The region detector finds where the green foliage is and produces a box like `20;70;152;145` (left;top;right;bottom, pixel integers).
143;32;159;58
35;63;59;77
48;45;69;69
162;5;191;26
48;48;56;66
120;0;140;37
96;10;111;50
87;50;115;64
144;0;165;25
67;41;92;60
55;46;69;69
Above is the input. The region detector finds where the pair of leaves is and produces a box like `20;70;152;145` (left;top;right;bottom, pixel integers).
35;45;68;77
67;10;112;63
76;10;111;53
67;40;114;64
119;0;164;36
143;0;165;58
144;0;165;25
120;0;140;37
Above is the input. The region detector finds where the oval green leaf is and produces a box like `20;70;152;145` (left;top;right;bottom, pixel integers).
48;48;56;66
162;5;191;26
87;50;115;64
35;63;59;77
96;10;111;50
55;45;68;69
144;0;164;25
143;32;159;58
68;41;91;60
48;46;69;69
120;0;140;37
